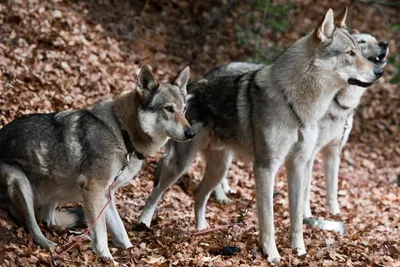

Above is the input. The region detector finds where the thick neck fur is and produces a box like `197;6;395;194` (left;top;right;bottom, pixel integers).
267;33;348;124
112;91;157;156
328;84;367;118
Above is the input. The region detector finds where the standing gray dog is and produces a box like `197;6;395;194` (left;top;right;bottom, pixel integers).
0;65;193;259
208;32;389;218
138;8;383;263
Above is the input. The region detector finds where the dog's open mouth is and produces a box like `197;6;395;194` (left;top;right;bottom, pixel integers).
348;78;374;88
368;48;389;67
368;54;387;66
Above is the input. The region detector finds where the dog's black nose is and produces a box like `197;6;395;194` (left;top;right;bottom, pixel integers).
374;67;383;78
184;128;196;139
379;41;388;48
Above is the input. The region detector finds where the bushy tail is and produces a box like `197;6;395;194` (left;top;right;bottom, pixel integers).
54;208;85;228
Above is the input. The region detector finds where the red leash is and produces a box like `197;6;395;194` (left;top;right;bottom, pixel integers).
63;153;133;253
65;180;116;252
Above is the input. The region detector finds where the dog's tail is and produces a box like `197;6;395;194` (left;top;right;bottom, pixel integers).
54;209;85;228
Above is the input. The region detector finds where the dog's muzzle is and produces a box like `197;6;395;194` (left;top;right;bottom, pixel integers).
368;40;389;67
379;40;388;49
348;66;383;88
184;127;196;140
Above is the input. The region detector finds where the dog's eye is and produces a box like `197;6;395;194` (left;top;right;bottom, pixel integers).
358;40;366;44
164;106;175;113
346;50;355;56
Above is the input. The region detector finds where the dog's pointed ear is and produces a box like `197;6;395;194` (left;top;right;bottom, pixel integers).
352;29;360;34
335;7;348;29
315;8;335;43
136;65;159;97
174;66;190;96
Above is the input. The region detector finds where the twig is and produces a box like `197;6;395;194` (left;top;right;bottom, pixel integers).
193;194;256;237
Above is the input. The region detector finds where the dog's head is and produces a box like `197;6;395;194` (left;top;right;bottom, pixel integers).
136;65;195;142
313;8;383;88
352;31;389;68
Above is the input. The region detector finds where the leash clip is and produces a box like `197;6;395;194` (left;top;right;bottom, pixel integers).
114;152;134;181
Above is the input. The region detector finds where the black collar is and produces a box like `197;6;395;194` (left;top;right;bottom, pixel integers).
113;111;145;160
334;96;351;110
121;129;145;160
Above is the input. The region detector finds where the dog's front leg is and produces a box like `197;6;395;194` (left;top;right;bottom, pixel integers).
253;131;294;263
195;148;233;230
79;175;112;258
139;139;199;227
213;184;231;203
106;196;133;249
253;161;280;263
286;124;318;257
39;202;59;227
321;144;341;215
212;151;234;203
322;116;353;215
303;151;318;218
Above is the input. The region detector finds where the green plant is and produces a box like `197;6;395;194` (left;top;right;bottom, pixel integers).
392;23;400;32
388;54;400;84
235;0;293;64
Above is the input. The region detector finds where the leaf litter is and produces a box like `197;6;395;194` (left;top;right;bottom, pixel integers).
0;0;399;266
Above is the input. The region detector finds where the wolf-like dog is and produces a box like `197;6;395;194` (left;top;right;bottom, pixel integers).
138;9;383;262
208;32;389;217
0;66;194;259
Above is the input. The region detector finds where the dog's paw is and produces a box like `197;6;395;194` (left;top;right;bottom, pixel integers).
268;256;281;264
215;195;233;204
137;214;153;228
225;187;237;194
113;240;133;249
260;241;281;264
133;222;153;232
36;237;57;249
95;247;113;259
328;203;340;215
43;239;58;248
196;220;210;231
294;246;307;257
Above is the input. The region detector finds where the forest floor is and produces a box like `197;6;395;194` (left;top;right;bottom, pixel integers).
0;0;399;266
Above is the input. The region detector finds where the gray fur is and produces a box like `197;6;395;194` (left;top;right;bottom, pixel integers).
138;9;382;263
208;33;389;216
0;65;192;260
